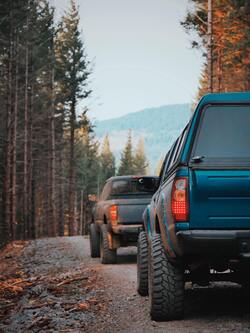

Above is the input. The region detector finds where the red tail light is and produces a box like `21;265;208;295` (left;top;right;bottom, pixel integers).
110;205;118;224
171;178;189;221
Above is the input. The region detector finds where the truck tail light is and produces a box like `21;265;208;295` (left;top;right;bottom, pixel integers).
171;178;189;221
110;205;118;225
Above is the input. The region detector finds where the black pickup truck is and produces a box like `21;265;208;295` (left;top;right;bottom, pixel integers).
89;175;159;264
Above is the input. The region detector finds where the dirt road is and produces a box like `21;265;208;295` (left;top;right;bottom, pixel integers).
1;237;250;333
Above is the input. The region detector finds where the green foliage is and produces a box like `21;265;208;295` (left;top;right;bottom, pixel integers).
99;134;116;189
54;1;93;235
117;132;148;176
181;0;250;95
133;138;148;175
118;131;135;176
0;0;98;242
75;112;100;197
55;0;91;114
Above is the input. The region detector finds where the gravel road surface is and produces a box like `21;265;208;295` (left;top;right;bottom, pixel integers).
1;237;250;333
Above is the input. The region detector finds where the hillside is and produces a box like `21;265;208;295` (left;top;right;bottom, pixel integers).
94;104;192;173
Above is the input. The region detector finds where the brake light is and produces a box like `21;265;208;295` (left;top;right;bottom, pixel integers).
171;178;189;221
110;205;118;225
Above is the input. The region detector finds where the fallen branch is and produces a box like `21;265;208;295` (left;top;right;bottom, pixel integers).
56;276;88;287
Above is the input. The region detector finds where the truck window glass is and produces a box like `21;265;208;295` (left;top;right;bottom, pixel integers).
111;180;130;194
111;178;158;195
100;182;111;200
193;105;250;159
161;140;178;183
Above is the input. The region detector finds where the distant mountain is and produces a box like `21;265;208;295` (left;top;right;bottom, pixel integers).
94;104;192;173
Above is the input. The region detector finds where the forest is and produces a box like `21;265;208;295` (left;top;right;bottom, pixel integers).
0;0;148;247
0;0;249;247
182;0;250;96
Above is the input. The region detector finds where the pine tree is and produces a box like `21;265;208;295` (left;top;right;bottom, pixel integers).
75;112;99;234
99;134;116;189
133;138;148;175
118;131;135;176
182;0;250;97
55;0;91;236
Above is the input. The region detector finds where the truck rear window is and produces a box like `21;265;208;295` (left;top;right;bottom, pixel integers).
111;177;158;195
193;105;250;159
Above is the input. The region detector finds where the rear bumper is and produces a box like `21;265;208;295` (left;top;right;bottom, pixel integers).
177;230;250;258
112;224;142;235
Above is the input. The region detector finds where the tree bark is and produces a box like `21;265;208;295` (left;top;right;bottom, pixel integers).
11;33;19;240
23;17;29;239
68;99;76;236
28;78;34;238
58;139;65;236
3;2;14;241
48;68;57;237
207;0;213;92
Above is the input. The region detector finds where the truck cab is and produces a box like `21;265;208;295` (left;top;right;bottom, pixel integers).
137;92;250;321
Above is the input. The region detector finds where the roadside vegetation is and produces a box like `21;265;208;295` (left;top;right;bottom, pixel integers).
182;0;250;96
0;0;148;247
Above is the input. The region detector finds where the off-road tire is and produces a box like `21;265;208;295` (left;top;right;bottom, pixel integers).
137;231;149;296
89;224;100;258
149;234;184;321
100;225;117;264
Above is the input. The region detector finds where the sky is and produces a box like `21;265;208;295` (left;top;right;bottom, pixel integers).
51;0;203;120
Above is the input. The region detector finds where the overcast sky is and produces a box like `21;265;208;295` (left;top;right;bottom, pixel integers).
50;0;203;120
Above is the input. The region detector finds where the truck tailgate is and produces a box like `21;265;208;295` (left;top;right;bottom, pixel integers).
189;169;250;229
114;197;151;224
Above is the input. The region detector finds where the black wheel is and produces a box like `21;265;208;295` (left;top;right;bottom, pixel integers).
100;225;117;264
137;231;149;296
89;224;100;258
149;234;184;321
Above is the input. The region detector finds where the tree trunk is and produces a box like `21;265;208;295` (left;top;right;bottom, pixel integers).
28;79;34;238
207;0;213;92
11;34;19;240
58;140;65;236
23;21;29;239
68;99;76;236
79;190;83;235
48;68;57;237
3;3;14;242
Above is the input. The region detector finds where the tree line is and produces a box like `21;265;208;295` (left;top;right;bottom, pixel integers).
99;132;148;193
0;0;95;246
182;0;250;97
0;0;148;247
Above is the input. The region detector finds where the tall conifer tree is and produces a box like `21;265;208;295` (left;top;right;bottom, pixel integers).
182;0;250;96
133;138;148;175
55;0;91;235
118;131;135;176
99;134;115;189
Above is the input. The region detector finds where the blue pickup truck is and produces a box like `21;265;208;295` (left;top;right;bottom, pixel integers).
137;92;250;321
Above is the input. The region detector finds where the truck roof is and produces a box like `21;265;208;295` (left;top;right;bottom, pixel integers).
199;92;250;108
107;175;158;182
